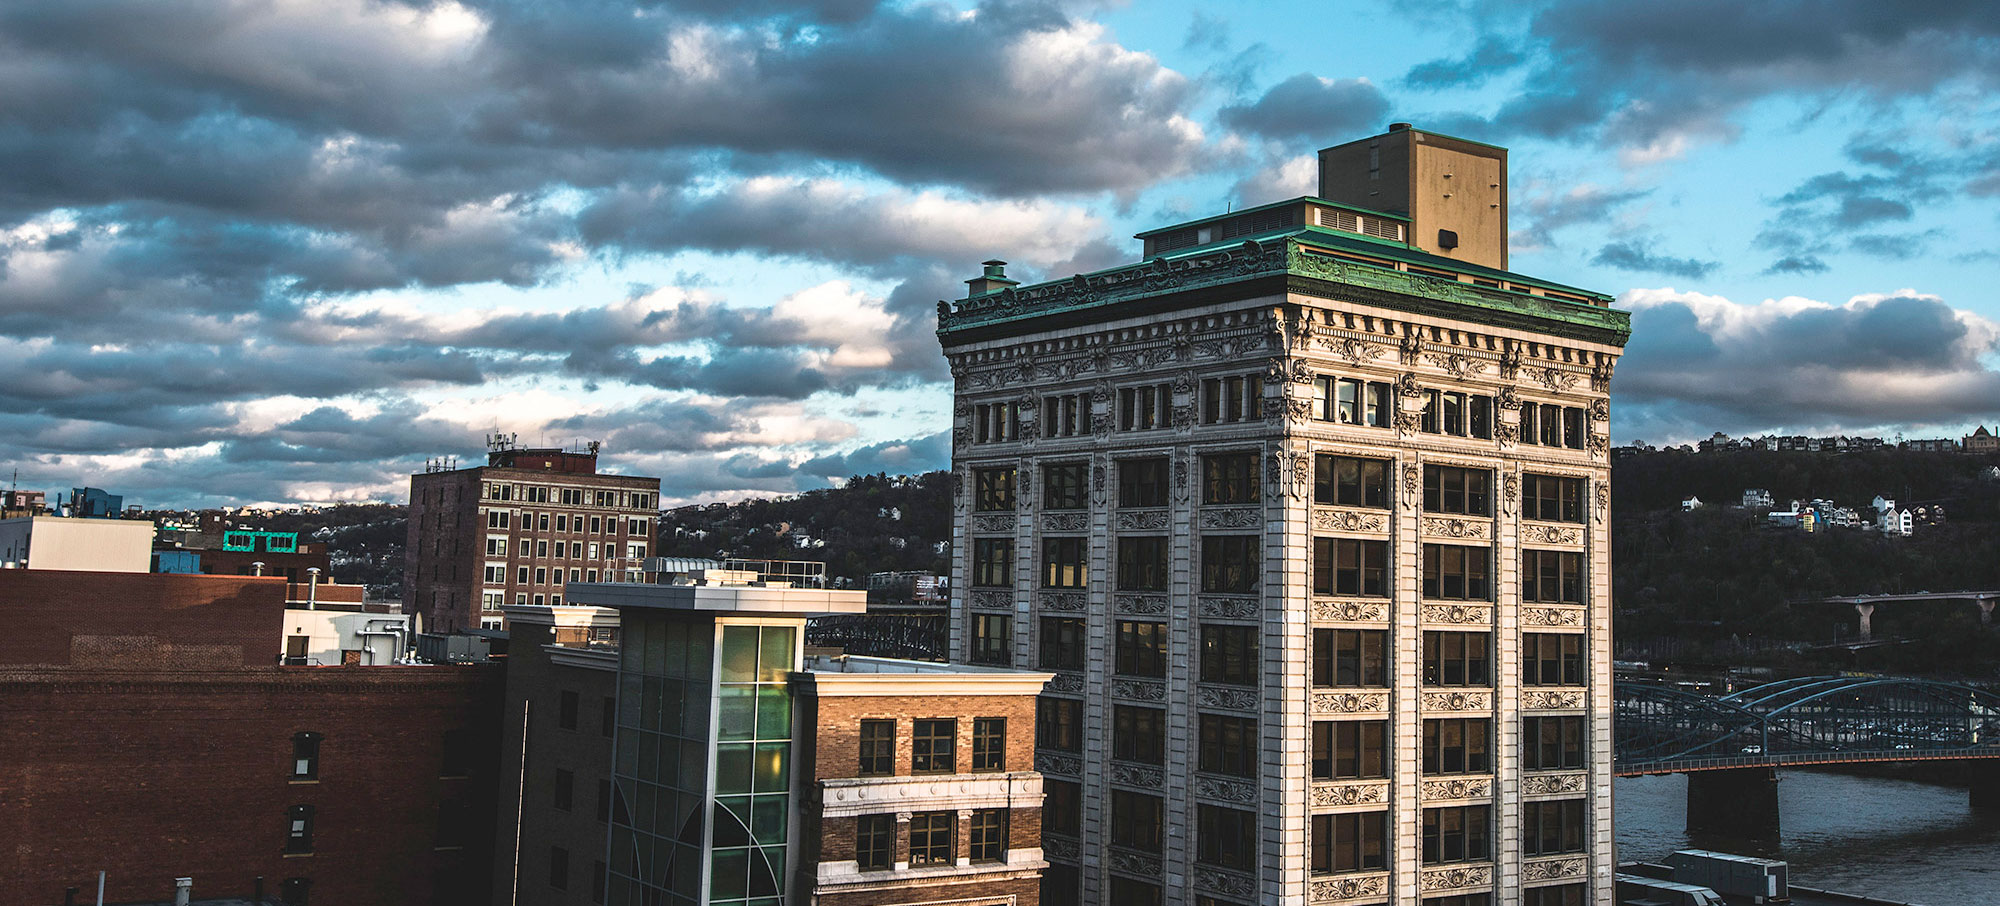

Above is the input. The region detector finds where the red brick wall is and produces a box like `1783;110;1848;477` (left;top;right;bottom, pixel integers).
0;570;286;668
0;665;502;906
817;876;1039;906
811;693;1038;781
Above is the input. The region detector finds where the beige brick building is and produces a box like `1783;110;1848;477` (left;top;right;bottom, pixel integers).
938;125;1630;906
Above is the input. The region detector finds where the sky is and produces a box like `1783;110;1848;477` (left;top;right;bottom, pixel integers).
2;0;1997;508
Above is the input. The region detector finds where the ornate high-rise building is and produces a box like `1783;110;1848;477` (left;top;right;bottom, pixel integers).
937;124;1630;906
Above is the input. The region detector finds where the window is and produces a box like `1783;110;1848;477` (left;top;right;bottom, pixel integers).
1201;624;1258;686
1523;884;1585;906
1044;864;1081;906
974;468;1016;511
1422;544;1491;600
858;719;895;776
1422;718;1491;775
1314;538;1388;595
912;718;956;774
1312;376;1393;427
1043;463;1088;509
1116;536;1168;591
1312;720;1387;780
1042;537;1087;588
1110;878;1163;906
1314;455;1389;507
1523;633;1586;686
1523;716;1586;770
856;814;894;870
1112;705;1165;764
1422;805;1491;864
910;811;954;865
972;539;1014;587
1523;474;1585;522
1523;550;1585;604
1037;697;1082;752
1201;375;1261;424
1198;714;1257;777
971;613;1011;666
1520;403;1586;450
1040;617;1086;671
1200;535;1259;593
1312;811;1387;873
559;690;579;730
1524;799;1587;856
1118;382;1174;431
1045;779;1081;836
536;540;548;558
970;808;1009;862
1423;466;1491;515
1314;629;1388;687
291;732;321;780
1197;805;1257;871
972;717;1006;772
285;804;315;854
1118;458;1170;507
483;564;505;584
1115;620;1167;677
974;401;1020;443
553;768;574;811
1042;392;1087;439
1111;790;1163;852
1419;390;1493;439
517;566;530;584
602;697;616;738
1423;632;1492;686
1201;453;1259;505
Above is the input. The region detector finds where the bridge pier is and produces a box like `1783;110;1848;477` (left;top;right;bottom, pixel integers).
1973;762;2000;812
1687;767;1780;838
1854;603;1875;640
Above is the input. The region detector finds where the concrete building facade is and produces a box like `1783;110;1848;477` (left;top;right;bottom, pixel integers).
0;515;155;572
938;127;1629;906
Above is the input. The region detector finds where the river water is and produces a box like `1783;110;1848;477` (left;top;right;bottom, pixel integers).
1615;771;2000;904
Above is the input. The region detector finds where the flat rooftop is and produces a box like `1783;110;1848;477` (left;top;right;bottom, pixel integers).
564;580;866;617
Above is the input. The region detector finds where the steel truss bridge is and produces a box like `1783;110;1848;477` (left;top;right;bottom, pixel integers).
1615;675;2000;776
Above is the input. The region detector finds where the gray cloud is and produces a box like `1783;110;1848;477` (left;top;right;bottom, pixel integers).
1591;240;1717;280
1404;39;1524;89
1218;74;1390;146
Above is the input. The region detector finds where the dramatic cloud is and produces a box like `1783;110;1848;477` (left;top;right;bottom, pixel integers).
1591;240;1717;280
1219;74;1390;146
1404;38;1524;89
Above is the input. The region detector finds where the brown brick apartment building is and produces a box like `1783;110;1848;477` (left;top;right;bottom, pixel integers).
0;570;503;906
406;444;660;633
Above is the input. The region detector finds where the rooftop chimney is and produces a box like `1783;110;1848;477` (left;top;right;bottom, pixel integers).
964;259;1020;297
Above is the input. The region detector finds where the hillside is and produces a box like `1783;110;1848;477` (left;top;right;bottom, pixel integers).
655;471;953;583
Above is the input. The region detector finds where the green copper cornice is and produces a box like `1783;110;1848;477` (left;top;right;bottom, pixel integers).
936;238;1631;348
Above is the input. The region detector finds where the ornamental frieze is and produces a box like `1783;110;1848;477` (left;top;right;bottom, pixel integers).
1108;849;1163;879
1311;780;1389;808
1045;672;1085;694
1422;517;1490;540
1108;762;1164;789
1520;523;1582;545
1521;606;1585;628
970;514;1015;533
1530;365;1581;394
1420;864;1493;892
1034;752;1081;777
1114;594;1169;615
1197;685;1261;711
1044;835;1079;861
1039;591;1086;612
1199;596;1259;619
1309;873;1388;903
1193;867;1257;899
1402;464;1422;508
969;589;1012;610
1421;691;1492;712
1427;351;1486;380
1311;600;1388;623
1042;513;1089;532
1325;335;1386;366
1312;509;1388;533
1523;690;1587;710
1312;691;1389;714
1269;450;1312;499
1114;510;1171;531
1201;507;1261;529
1420;777;1493;801
1524;856;1588;883
1502;472;1521;516
1193;774;1257;804
1522;772;1587;796
1420;604;1492;625
1111;679;1167;703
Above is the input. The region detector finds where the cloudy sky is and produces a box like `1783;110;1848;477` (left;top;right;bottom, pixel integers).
3;0;1997;507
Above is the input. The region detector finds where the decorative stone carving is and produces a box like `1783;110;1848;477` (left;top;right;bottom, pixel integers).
1193;774;1257;804
1270;450;1311;499
1503;472;1521;516
1108;849;1162;879
1399;330;1424;364
1174;368;1194;392
1115;510;1171;530
1045;672;1085;694
1420;864;1494;892
1588;397;1610;422
1590;357;1615;393
1310;874;1389;902
1035;752;1081;776
1111;679;1166;703
951;470;966;512
1173;403;1196;432
1312;691;1389;714
1587;431;1609;459
1500;344;1523;380
1533;366;1580;393
1522;772;1587;795
1091;411;1114;438
1495;420;1518;447
1521;606;1585;627
1311;781;1389;807
1421;777;1493;800
1428;351;1484;380
1199;596;1258;619
1014;466;1032;504
1091;381;1113;403
1524;856;1588;883
971;514;1015;533
1420;604;1491;625
1201;507;1260;529
1394;409;1425;438
1039;591;1086;612
1043;513;1088;532
1313;509;1387;533
969;589;1012;610
1114;594;1169;615
1172;453;1190;504
1422;517;1490;539
1194;868;1257;899
1396;371;1423;399
1044;835;1079;861
1197;685;1261;711
1327;336;1385;366
1284;395;1315;425
1016;418;1040;442
1523;690;1586;710
1312;600;1388;622
1402;463;1422;509
1594;480;1609;524
1421;691;1492;711
1520;523;1582;545
1109;762;1164;788
1497;384;1523;411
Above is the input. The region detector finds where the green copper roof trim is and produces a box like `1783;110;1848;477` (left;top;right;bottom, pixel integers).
1133;195;1410;240
937;237;1629;346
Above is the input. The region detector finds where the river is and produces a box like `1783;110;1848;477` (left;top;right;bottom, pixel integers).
1615;771;2000;904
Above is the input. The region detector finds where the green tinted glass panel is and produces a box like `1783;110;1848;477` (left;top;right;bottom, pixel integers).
640;677;663;732
657;678;683;735
637;734;659;778
758;626;796;682
755;686;791;740
717;685;755;740
753;742;788;792
711;848;748;899
749;846;783;896
678;739;706;789
671;845;700;896
715;742;754;794
752;795;787;844
721;626;759;683
714;798;752;847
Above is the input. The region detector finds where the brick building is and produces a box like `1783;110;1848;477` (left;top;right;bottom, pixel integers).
0;569;503;906
406;442;660;633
